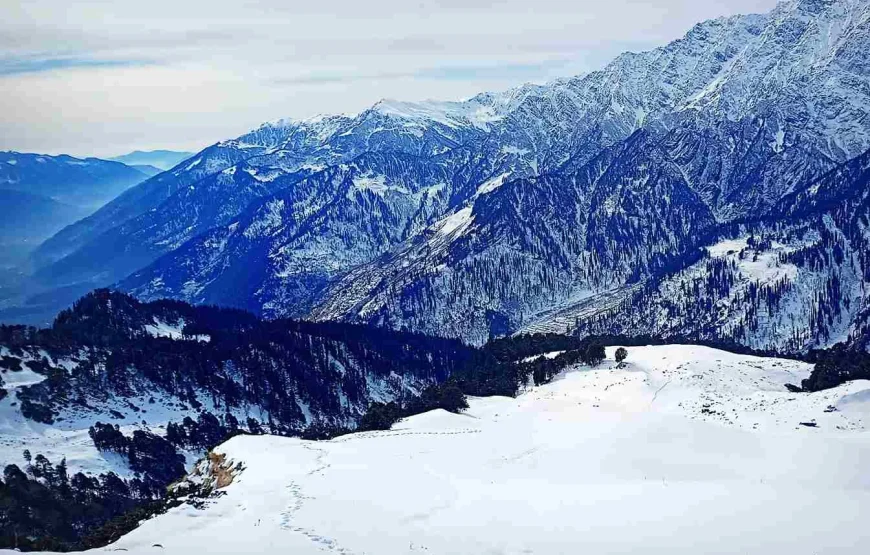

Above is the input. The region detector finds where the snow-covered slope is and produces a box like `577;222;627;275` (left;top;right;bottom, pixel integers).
59;345;870;554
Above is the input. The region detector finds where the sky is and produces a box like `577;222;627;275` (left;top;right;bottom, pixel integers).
0;0;779;158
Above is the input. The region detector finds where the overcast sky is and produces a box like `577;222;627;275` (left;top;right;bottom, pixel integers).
0;0;779;158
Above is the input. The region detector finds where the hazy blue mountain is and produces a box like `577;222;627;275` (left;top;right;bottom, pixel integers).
0;151;149;209
0;152;149;270
130;164;163;177
109;150;194;171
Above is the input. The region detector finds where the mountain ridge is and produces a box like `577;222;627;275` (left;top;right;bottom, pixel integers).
8;0;870;353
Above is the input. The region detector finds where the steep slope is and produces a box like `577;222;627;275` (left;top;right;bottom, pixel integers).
120;149;517;315
561;145;870;352
37;345;870;554
311;131;718;344
30;139;282;269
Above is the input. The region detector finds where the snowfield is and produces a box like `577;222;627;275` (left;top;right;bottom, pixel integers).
28;345;870;554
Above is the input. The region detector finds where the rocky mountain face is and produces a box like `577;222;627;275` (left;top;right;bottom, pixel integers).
15;0;870;351
567;146;870;353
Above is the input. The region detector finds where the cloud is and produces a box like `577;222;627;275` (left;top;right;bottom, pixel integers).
0;57;153;77
267;60;573;87
0;0;780;157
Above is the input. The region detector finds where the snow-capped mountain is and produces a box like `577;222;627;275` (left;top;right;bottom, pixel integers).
565;145;870;353
15;0;870;351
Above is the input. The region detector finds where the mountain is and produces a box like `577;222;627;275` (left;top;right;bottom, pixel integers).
30;136;301;271
0;289;470;450
109;150;195;171
0;152;150;271
19;345;870;554
0;151;150;210
129;164;163;177
10;0;870;353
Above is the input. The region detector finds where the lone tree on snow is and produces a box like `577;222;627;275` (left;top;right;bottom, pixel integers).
615;347;628;365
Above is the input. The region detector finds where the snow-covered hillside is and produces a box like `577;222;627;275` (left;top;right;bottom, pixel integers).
0;290;469;483
67;345;870;555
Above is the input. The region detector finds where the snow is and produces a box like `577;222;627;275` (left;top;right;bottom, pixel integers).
374;98;466;128
350;174;410;197
519;350;565;363
500;145;530;156
706;237;799;283
185;157;202;171
0;393;131;478
373;97;505;131
474;172;511;196
772;128;786;153
436;206;474;237
61;345;870;555
244;167;281;182
144;319;210;342
243;199;286;239
144;319;185;339
1;366;47;389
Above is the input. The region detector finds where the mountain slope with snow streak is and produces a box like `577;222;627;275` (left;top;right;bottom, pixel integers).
59;345;870;555
120;0;870;348
8;0;870;351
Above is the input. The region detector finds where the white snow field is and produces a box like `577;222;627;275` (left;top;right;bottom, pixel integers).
32;345;870;554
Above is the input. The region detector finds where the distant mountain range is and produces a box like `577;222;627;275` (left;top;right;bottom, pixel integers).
0;151;152;272
0;151;150;209
4;0;870;353
109;150;195;171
